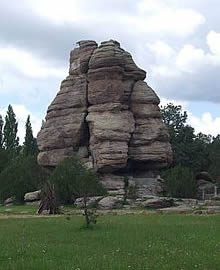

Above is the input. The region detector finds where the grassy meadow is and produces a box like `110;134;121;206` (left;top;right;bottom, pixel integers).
0;206;219;270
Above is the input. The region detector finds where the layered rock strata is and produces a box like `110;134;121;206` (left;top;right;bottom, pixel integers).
37;39;172;196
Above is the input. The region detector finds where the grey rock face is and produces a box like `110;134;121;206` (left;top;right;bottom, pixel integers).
37;39;172;196
74;196;104;208
98;196;123;209
24;190;41;202
4;196;15;206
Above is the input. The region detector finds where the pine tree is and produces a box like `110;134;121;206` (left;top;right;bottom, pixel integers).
3;105;19;153
0;115;3;149
23;115;38;156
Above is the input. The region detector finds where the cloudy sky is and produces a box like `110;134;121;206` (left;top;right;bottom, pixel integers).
1;0;220;141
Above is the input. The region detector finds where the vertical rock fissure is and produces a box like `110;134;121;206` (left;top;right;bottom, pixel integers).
126;80;137;173
80;46;96;166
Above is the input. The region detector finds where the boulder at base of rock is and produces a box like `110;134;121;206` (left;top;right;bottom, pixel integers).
98;196;123;209
134;197;174;209
4;196;15;206
196;171;215;183
74;196;104;208
24;190;41;202
212;195;220;201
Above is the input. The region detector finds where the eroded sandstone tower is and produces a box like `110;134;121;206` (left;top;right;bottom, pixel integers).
37;40;172;196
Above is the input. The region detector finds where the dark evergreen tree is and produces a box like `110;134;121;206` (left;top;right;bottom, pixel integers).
0;155;46;202
208;135;220;184
0;149;10;174
23;115;38;156
0;115;3;149
161;103;187;138
161;103;212;172
3;105;19;153
165;165;197;198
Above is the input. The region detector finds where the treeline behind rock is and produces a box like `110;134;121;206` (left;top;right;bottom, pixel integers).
161;103;220;198
1;102;220;204
0;104;41;203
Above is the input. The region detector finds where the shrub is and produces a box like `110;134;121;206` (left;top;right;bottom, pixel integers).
165;165;197;198
48;157;106;203
0;155;46;203
47;157;106;226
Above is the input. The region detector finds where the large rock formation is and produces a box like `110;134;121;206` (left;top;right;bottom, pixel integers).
37;40;172;196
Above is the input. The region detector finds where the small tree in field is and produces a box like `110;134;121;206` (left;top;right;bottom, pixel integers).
42;157;106;226
72;167;106;226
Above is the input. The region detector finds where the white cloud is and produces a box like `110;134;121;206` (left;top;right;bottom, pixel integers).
137;0;205;37
207;30;220;55
27;0;81;24
148;30;220;83
28;0;205;38
0;104;42;143
160;98;220;136
151;65;180;78
0;47;66;78
188;112;220;136
175;44;207;73
147;40;175;60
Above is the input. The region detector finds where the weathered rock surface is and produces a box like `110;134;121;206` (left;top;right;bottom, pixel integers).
4;196;15;206
24;190;41;202
37;39;172;196
74;196;104;208
134;197;174;209
71;194;220;212
98;196;123;209
196;171;217;199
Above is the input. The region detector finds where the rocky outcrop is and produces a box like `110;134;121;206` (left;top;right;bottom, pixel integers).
24;190;41;206
72;195;220;213
196;171;217;199
74;196;104;208
37;39;172;197
98;196;124;210
4;196;15;206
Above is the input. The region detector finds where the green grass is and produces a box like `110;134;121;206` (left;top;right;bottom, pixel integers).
0;205;37;215
0;212;219;270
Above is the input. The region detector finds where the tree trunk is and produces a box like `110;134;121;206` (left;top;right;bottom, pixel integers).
38;182;59;214
83;196;90;226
